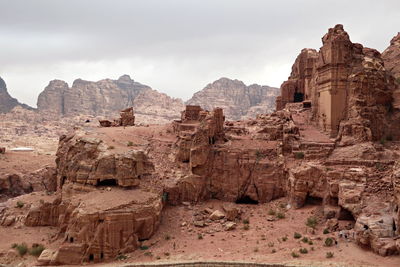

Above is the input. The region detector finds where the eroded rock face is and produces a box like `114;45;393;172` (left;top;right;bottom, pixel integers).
383;33;400;79
56;133;154;188
0;77;32;113
187;78;279;120
277;25;398;142
26;186;162;265
37;75;184;122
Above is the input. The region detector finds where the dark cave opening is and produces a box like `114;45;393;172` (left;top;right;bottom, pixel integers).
89;254;94;262
97;179;118;186
69;237;74;243
338;207;355;221
305;194;323;206
236;195;259;205
294;92;304;103
393;219;397;232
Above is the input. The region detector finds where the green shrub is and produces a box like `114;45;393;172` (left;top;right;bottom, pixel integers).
16;201;24;208
268;209;276;215
301;237;309;243
396;77;400;85
116;254;128;260
308;240;313;245
140;245;149;250
127;141;134;146
323;228;329;234
380;137;386;145
326;251;334;258
276;212;285;219
282;236;288;242
306;216;318;229
243;219;250;224
291;252;299;258
29;244;45;257
299;248;308;254
144;251;153;257
324;237;334;247
243;224;250;230
197;233;203;239
11;243;18;248
294;152;305;159
294;232;302;239
15;243;28;256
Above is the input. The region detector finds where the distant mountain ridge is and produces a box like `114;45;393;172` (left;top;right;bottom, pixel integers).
186;77;279;120
37;74;185;122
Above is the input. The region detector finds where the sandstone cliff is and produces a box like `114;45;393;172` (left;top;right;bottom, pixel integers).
186;78;279;120
0;77;32;113
383;33;400;79
37;75;184;122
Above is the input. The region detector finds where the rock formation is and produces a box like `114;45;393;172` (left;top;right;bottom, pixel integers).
99;107;136;127
277;24;398;142
0;77;32;113
37;75;184;122
383;33;400;79
186;78;279;121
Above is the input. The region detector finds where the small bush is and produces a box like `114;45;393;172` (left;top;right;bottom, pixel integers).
323;228;329;234
253;247;259;252
127;141;134;146
108;145;115;150
308;240;313;245
243;224;250;230
326;251;334;258
294;232;302;239
243;219;250;224
282;236;288;242
15;243;28;256
306;216;318;229
16;201;24;208
268;209;276;216
268;242;274;247
276;212;285;219
11;243;18;248
301;237;309;243
29;244;45;257
324;237;334;247
144;251;153;257
116;254;128;260
164;252;170;256
291;252;300;258
294;152;305;159
164;234;171;240
279;203;286;209
299;248;308;254
140;245;149;250
271;249;276;253
197;233;203;239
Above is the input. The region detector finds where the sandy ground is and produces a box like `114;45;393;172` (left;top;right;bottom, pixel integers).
0;151;54;175
101;199;399;267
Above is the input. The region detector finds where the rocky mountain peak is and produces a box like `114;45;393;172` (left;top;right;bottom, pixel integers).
0;76;32;113
186;77;279;120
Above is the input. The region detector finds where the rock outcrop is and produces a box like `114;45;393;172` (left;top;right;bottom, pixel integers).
186;78;279;121
277;24;398;143
383;33;400;79
0;77;32;113
56;133;154;188
37;75;184;122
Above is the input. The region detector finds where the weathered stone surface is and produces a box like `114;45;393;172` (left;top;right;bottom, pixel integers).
187;77;279;120
277;25;398;142
209;210;225;220
382;33;400;79
56;133;154;188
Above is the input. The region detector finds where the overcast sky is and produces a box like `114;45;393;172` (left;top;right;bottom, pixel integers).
0;0;399;107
